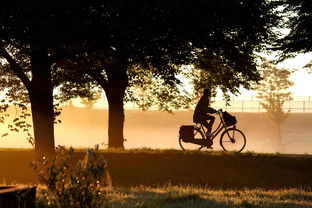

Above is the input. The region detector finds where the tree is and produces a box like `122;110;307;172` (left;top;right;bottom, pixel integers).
0;1;93;155
55;0;279;148
275;0;312;62
255;58;294;146
1;0;279;150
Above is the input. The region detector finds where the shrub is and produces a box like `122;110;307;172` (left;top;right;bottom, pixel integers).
32;146;108;208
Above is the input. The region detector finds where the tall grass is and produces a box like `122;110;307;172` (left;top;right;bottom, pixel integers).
35;185;312;208
105;186;312;208
1;148;312;207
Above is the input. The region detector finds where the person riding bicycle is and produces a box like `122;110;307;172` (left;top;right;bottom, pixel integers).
193;89;218;138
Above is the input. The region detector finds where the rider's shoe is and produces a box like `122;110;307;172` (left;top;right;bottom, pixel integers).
206;133;213;139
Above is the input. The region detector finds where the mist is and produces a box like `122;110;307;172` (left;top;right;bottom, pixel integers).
1;106;312;154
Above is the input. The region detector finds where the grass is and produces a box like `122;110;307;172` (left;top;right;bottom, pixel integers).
1;148;312;189
3;183;312;207
34;185;312;208
1;148;312;207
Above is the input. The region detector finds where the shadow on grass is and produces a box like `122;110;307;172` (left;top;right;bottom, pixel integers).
1;149;312;190
106;188;312;208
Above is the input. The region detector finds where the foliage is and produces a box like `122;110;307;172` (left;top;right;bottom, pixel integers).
193;52;261;99
0;99;33;145
255;58;294;145
32;147;108;208
49;0;280;102
0;64;29;104
56;0;280;147
256;58;294;125
0;0;281;149
72;0;279;107
275;0;312;62
80;90;103;109
126;65;192;111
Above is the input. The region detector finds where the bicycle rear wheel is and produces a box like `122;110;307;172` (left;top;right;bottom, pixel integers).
179;126;205;151
220;128;246;152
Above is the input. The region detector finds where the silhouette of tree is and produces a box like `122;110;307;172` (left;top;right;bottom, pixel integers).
0;1;93;155
255;58;294;147
55;0;279;148
0;0;279;150
275;0;312;62
80;91;102;109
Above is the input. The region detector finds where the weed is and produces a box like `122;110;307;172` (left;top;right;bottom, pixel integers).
32;146;108;208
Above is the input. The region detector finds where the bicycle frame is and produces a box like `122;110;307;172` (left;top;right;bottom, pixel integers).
180;110;245;152
196;112;234;141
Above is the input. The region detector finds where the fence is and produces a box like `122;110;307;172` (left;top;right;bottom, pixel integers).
211;96;312;113
123;96;312;113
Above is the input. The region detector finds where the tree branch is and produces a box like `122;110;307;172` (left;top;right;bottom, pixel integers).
0;40;31;90
88;69;109;92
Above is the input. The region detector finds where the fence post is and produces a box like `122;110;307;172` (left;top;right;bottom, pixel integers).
242;101;244;112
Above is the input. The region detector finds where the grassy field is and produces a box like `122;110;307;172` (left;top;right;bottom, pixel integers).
32;185;312;208
1;149;312;207
1;149;312;189
102;186;312;208
2;108;312;206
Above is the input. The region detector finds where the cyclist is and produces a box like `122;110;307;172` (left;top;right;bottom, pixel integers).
193;89;218;138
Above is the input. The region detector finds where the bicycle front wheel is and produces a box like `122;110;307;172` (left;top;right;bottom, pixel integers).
220;128;246;152
179;127;205;151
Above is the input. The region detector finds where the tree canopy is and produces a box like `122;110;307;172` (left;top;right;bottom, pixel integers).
255;58;294;146
0;0;280;150
275;0;312;61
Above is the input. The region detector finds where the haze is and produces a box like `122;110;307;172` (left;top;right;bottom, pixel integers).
1;106;311;154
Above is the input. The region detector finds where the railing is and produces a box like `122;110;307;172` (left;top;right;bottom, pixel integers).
211;96;312;113
122;96;312;113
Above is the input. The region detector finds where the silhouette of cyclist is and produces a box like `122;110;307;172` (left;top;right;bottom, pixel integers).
193;89;218;138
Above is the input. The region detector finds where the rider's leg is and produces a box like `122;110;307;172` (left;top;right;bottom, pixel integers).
206;115;215;133
200;120;210;132
201;118;214;148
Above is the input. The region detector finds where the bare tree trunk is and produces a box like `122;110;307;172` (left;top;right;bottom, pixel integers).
30;50;55;156
276;124;284;152
0;43;55;156
94;55;128;149
106;87;126;148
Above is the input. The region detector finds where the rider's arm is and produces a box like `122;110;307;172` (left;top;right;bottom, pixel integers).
207;107;217;114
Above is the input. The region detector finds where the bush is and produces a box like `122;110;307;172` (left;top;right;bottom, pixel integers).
32;146;108;208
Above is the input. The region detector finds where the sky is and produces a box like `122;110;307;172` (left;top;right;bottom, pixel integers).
279;53;312;96
239;52;312;97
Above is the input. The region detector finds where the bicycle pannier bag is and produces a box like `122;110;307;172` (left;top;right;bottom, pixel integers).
222;111;237;127
179;125;194;142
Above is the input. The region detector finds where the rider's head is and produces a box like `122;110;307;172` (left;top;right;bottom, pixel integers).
203;89;211;97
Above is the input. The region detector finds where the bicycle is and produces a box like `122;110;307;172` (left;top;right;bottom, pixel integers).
178;109;246;152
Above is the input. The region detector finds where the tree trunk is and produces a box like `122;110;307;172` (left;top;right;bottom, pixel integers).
277;124;281;144
29;50;55;156
96;55;128;149
276;124;284;152
106;87;126;148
